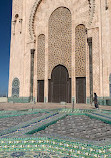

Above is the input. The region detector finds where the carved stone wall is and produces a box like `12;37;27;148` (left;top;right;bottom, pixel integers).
75;25;86;77
37;34;45;80
88;0;96;25
92;28;100;95
12;0;23;19
10;0;111;102
48;7;72;79
29;0;96;41
88;28;100;96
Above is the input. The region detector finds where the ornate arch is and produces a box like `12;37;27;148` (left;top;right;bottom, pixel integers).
28;0;95;41
51;64;69;79
29;0;42;41
48;6;72;79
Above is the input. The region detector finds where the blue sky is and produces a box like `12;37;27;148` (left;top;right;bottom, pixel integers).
0;0;12;96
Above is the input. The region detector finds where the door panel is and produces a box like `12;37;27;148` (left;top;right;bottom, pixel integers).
48;65;71;103
60;83;67;102
37;80;44;102
76;77;86;103
67;79;71;103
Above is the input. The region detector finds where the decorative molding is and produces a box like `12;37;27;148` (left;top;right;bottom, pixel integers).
29;0;42;41
8;97;31;103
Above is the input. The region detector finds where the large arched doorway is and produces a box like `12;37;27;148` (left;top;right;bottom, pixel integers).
48;65;71;103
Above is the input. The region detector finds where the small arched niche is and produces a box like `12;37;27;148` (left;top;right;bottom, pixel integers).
12;78;20;98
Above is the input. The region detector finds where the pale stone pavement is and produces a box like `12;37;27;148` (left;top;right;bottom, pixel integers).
0;102;111;111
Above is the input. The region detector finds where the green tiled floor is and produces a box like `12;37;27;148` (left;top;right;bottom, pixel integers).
0;108;111;157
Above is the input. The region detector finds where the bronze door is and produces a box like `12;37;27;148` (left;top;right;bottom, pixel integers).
76;77;86;103
37;80;44;102
48;65;71;103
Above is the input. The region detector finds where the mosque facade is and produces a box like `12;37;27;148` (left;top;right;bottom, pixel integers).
8;0;111;105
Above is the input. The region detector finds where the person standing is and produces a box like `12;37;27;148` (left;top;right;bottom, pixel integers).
94;93;99;109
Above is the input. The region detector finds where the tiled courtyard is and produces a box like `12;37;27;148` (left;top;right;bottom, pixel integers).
0;103;111;157
0;113;45;131
35;115;111;141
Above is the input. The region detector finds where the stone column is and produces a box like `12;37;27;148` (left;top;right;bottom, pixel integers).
30;49;35;102
44;47;48;103
87;37;93;104
44;26;48;103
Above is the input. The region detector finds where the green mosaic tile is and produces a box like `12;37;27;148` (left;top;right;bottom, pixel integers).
0;109;111;157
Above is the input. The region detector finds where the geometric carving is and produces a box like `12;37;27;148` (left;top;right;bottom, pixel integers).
28;0;95;41
12;78;20;97
37;34;45;80
48;7;72;79
75;24;86;77
29;0;42;40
